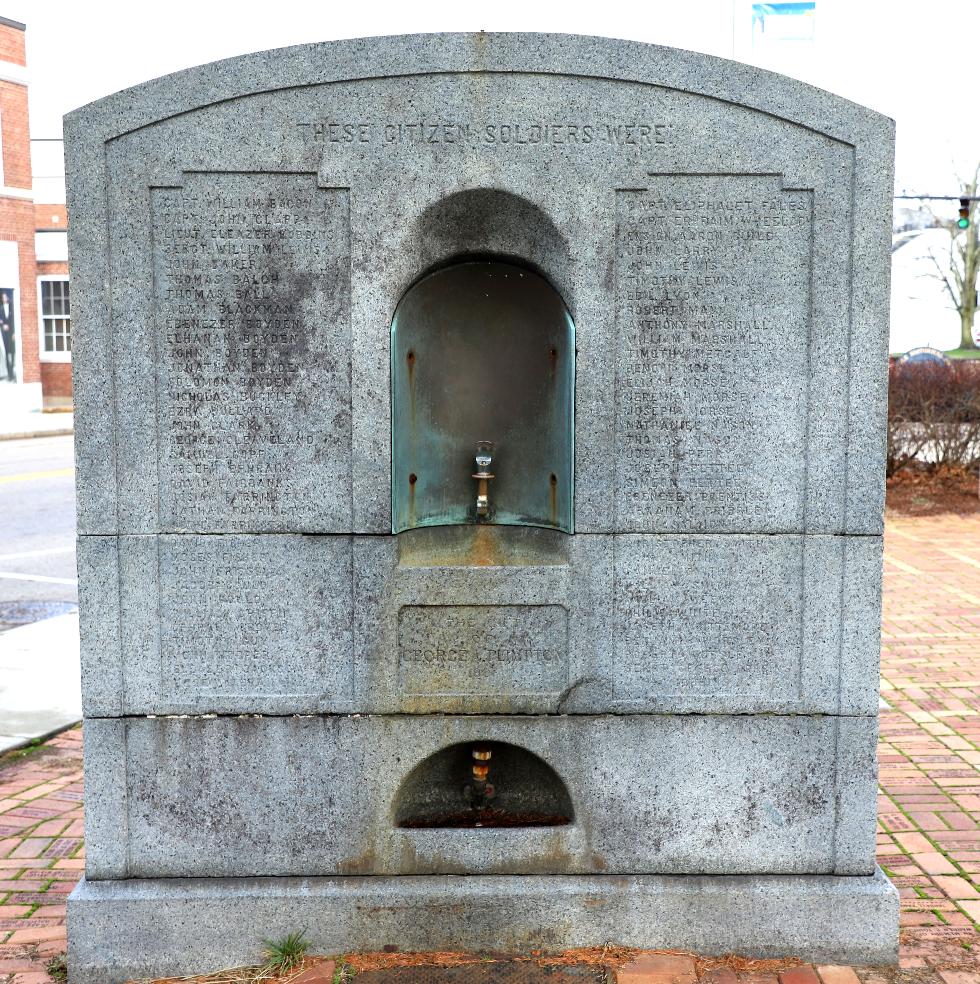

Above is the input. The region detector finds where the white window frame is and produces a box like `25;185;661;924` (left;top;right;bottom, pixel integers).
37;275;71;363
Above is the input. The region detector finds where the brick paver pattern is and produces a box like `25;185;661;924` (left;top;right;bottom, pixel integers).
0;727;82;984
874;514;980;982
0;514;979;982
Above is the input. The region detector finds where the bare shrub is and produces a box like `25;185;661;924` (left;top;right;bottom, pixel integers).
887;360;980;476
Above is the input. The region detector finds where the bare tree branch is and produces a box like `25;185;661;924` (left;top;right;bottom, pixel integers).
913;166;980;348
926;248;961;310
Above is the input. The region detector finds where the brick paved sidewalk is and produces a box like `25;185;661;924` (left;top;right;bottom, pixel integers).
0;515;979;983
875;514;980;982
0;727;82;983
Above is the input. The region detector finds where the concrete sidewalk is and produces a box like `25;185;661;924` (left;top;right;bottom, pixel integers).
0;409;73;442
0;612;80;752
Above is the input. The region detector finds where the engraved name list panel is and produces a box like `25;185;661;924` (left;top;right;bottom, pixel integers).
150;172;352;532
615;174;814;532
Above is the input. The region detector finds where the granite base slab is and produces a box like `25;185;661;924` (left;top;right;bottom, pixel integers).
67;870;899;983
82;714;878;878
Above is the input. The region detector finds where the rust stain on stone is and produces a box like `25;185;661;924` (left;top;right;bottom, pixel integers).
465;524;504;566
400;807;570;829
336;846;377;875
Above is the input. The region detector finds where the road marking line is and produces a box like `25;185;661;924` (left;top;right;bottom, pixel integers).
0;468;74;484
0;571;77;585
0;546;74;562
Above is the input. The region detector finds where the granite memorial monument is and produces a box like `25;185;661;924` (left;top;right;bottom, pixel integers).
64;33;898;983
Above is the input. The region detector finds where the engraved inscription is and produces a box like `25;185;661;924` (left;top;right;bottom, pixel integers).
151;173;351;531
298;119;677;148
398;605;568;696
613;537;803;700
159;537;353;698
614;176;813;530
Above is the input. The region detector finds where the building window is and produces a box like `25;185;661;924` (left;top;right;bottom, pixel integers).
38;277;70;362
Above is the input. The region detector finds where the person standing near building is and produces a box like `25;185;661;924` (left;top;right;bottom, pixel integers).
0;290;14;381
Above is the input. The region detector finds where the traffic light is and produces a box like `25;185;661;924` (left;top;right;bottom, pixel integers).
959;197;971;229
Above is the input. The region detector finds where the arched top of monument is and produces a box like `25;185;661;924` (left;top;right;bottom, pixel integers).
65;30;896;544
63;31;893;147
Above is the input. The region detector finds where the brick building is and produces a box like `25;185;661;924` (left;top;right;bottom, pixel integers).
0;14;71;413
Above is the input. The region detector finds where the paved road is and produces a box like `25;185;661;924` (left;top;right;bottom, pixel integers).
0;434;76;626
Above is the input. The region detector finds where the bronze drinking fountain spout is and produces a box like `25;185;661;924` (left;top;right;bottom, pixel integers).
472;441;495;520
463;745;496;810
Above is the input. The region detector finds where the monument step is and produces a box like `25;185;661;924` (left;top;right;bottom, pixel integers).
68;871;898;984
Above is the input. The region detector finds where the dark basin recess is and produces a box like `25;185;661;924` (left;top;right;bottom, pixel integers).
394;741;574;829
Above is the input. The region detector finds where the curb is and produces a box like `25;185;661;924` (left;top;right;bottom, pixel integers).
0;427;74;441
0;717;82;756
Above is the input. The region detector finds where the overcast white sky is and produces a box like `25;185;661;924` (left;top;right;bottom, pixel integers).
7;0;979;211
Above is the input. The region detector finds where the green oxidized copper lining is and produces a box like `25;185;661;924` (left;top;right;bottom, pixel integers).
391;260;574;534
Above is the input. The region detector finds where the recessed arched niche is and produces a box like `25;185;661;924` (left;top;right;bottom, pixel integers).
391;259;575;534
394;741;574;829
